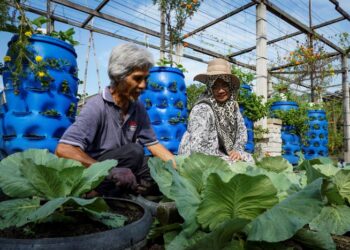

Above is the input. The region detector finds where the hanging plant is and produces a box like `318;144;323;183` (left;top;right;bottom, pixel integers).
153;0;201;66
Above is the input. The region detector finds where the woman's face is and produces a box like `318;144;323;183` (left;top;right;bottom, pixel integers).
212;78;231;103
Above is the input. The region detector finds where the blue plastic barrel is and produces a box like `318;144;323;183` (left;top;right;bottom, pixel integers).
303;110;328;159
1;34;78;154
140;66;187;155
239;84;254;153
270;101;301;165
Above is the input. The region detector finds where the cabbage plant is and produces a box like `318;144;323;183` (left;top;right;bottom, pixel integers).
0;149;126;230
149;153;350;250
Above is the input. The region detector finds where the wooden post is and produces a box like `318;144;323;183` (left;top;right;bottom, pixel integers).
160;9;165;59
342;55;350;162
256;1;268;128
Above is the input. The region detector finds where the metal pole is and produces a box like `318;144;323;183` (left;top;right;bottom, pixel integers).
342;55;350;162
160;8;165;59
309;0;315;102
82;33;92;105
256;1;268;128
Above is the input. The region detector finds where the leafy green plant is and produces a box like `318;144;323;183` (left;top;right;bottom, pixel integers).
0;149;125;232
238;89;267;122
148;153;346;249
149;81;164;91
153;0;201;66
231;66;255;84
61;80;70;94
67;102;76;117
40;109;60;117
186;83;206;111
156;58;187;72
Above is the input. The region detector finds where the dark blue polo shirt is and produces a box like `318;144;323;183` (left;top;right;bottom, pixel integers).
59;87;158;159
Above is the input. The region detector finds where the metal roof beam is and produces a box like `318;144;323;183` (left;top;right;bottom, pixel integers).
81;0;109;28
51;0;164;39
253;0;345;54
228;16;345;58
182;2;256;39
329;0;350;21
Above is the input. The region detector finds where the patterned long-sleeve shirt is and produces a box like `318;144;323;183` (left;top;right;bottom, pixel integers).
178;103;254;163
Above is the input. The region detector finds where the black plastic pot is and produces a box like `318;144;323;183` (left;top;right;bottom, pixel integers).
0;198;152;250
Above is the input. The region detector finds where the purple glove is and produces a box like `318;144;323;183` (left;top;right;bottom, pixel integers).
107;167;137;189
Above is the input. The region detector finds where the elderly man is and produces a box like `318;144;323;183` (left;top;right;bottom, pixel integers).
56;43;174;196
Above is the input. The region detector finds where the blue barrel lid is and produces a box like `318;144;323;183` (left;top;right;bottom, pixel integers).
9;34;77;57
150;66;185;78
271;101;298;107
308;110;326;115
240;84;252;91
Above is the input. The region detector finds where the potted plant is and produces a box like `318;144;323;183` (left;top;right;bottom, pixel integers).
139;1;201;155
232;65;266;153
1;3;80;155
0;149;152;249
303;102;329;160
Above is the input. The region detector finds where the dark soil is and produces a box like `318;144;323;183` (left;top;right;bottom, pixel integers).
0;202;143;239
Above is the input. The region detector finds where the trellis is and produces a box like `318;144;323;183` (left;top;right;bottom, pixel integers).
6;0;350;161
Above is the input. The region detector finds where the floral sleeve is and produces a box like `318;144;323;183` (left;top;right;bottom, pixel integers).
233;106;248;152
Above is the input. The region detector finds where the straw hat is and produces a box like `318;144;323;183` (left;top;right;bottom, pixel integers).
193;58;240;88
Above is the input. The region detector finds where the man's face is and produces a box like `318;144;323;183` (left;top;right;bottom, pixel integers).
212;78;231;103
121;69;149;101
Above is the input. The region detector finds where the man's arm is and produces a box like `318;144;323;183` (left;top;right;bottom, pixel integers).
55;143;97;167
147;143;176;169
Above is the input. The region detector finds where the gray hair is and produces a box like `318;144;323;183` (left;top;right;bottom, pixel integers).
108;43;154;87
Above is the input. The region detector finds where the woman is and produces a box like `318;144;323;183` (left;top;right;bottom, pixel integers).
179;58;253;163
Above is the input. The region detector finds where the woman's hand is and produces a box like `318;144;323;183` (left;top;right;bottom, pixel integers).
228;150;242;161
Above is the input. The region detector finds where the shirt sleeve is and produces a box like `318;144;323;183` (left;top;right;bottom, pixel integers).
59;97;102;150
135;103;159;147
185;104;224;156
233;103;248;153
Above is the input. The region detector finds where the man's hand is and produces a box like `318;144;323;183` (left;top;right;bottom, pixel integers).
228;150;242;161
107;167;137;190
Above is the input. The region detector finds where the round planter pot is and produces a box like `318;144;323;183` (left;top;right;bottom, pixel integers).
140;66;187;155
270;101;301;165
0;198;152;250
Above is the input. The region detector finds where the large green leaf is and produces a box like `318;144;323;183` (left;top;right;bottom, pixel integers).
197;173;278;231
167;230;206;250
245;178;324;242
45;157;84;171
179;153;231;193
27;197;109;223
185;218;249;250
20;159;68;199
293;228;336;250
310;157;335;166
256;156;293;173
0;154;40;198
313;164;340;177
71;160;117;196
149;157;174;199
333;170;350;203
0;198;40;229
170;167;201;235
14;149;57;165
309;205;350;235
322;179;345;205
84;209;127;228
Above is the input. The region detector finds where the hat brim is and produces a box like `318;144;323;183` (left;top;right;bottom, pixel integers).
194;73;240;89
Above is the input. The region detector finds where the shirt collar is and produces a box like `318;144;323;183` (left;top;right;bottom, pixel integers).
102;86;137;112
